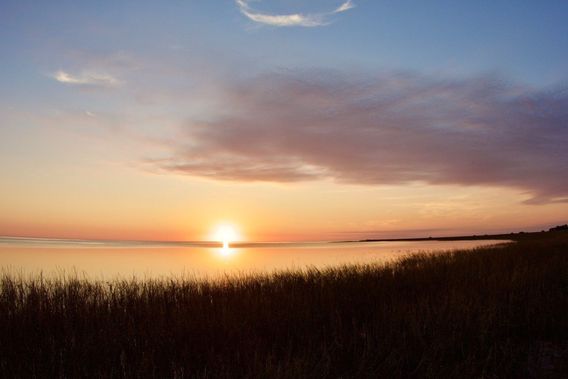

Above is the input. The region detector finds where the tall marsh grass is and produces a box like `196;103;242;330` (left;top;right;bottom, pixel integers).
0;233;567;378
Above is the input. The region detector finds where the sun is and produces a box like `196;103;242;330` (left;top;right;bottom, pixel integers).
213;224;239;248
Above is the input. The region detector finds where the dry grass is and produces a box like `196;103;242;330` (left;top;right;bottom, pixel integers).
0;233;567;378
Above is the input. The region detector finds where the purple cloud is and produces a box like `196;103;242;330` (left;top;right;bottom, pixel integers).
158;69;568;204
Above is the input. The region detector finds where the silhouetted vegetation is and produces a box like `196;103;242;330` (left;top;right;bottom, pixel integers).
549;224;568;232
0;232;567;378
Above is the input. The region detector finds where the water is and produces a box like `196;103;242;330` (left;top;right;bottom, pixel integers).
0;237;508;280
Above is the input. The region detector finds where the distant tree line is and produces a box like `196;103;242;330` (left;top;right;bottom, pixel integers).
549;224;568;232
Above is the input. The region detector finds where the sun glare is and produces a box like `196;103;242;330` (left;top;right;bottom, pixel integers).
213;224;239;249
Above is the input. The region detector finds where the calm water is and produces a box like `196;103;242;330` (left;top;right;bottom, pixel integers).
0;237;508;280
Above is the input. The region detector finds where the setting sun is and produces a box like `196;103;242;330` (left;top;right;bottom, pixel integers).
213;224;239;248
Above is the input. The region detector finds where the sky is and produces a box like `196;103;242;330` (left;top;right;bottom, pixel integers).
1;0;567;242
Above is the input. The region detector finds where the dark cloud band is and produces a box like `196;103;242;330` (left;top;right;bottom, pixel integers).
159;69;568;204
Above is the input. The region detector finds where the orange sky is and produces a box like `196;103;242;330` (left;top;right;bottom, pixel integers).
0;124;565;242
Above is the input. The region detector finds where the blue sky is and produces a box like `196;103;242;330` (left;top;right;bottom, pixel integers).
2;1;568;86
2;0;568;128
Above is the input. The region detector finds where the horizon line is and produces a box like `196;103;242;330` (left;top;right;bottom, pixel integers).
0;228;548;247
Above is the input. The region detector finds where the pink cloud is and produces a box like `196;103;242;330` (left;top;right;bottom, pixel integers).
157;69;568;204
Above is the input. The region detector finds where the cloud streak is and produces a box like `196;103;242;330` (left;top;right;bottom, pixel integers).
156;69;568;204
334;0;355;13
236;0;355;27
52;70;121;87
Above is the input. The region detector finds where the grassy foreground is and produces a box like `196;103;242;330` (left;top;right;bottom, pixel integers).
1;233;567;378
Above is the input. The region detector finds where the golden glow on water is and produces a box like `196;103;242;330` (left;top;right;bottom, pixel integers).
218;246;236;258
0;239;509;280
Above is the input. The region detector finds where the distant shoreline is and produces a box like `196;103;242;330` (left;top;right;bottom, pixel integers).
337;230;551;243
0;230;547;247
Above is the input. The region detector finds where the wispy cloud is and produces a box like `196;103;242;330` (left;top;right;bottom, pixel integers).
334;0;355;13
51;70;121;88
236;0;355;27
155;69;568;204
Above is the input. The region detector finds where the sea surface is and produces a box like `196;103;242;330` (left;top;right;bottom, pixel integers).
0;237;508;280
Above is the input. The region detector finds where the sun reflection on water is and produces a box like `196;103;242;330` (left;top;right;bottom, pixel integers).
212;224;239;259
217;244;236;258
